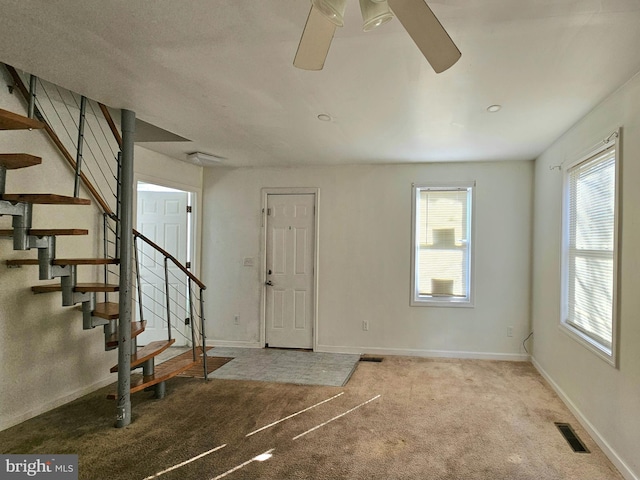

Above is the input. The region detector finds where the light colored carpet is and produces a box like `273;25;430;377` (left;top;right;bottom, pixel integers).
206;347;360;386
0;357;624;479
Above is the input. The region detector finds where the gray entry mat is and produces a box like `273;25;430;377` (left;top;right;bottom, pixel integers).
206;347;360;386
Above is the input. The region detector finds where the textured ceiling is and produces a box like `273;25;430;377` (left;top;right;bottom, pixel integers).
1;0;639;167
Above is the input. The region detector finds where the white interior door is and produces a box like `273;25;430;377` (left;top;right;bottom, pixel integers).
136;187;190;346
265;193;315;349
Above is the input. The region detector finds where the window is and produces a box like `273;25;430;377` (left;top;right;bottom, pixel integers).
411;183;474;306
561;133;620;365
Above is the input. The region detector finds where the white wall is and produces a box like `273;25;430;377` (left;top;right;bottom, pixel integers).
531;72;640;480
202;161;533;359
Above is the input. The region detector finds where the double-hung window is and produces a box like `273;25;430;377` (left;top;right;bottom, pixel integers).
411;183;474;306
561;133;620;365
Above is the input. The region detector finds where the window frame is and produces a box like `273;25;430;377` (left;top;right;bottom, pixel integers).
560;131;621;367
410;181;476;307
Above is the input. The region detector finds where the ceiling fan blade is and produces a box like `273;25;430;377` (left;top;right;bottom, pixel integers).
387;0;461;73
294;5;337;71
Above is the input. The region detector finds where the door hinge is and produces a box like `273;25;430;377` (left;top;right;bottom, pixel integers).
186;205;192;213
186;261;191;269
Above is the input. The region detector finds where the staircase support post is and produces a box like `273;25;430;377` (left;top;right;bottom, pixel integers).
116;108;135;429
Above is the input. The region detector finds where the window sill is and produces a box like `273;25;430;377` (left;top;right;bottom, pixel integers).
558;322;616;368
411;297;474;308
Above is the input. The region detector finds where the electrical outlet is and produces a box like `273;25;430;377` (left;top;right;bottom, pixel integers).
507;326;513;337
234;315;240;325
362;320;369;331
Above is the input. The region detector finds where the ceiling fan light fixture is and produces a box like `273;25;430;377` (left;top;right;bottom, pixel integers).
360;0;394;32
312;0;348;27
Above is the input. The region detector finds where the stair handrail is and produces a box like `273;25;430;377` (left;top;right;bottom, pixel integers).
133;228;208;377
4;64;114;216
132;229;206;290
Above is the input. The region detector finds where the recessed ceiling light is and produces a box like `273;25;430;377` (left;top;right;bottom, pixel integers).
487;105;502;113
317;113;332;121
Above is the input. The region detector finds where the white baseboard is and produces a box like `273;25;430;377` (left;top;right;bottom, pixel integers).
0;376;114;432
315;344;530;362
208;339;262;349
532;357;638;480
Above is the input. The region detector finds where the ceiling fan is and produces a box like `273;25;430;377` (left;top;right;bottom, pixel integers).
294;0;461;73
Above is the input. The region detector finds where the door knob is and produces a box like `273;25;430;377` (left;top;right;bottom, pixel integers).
265;280;274;286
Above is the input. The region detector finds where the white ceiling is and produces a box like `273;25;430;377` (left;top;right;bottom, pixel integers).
1;0;640;167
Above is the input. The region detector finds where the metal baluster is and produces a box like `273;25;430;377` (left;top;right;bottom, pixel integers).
115;152;122;259
103;213;109;303
200;290;207;380
133;236;144;325
188;279;196;361
164;257;172;341
28;75;37;119
73;95;87;197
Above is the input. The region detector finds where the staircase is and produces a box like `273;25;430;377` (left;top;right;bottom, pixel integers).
1;103;202;408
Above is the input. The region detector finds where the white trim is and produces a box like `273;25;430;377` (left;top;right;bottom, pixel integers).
559;129;621;367
410;181;476;307
260;188;320;351
532;357;638;480
208;339;263;348
316;344;530;362
0;376;114;432
133;173;203;282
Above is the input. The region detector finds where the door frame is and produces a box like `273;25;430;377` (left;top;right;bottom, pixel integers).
260;187;320;351
133;173;201;345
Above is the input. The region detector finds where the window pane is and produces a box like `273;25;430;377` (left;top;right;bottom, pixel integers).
415;187;471;300
563;143;617;356
570;153;615;251
568;253;613;348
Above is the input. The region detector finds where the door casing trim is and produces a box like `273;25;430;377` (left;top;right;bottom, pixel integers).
260;187;320;351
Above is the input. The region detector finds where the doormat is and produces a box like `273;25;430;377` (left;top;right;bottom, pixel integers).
206;347;360;386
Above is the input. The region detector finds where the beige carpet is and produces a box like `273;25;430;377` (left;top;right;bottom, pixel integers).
0;356;623;479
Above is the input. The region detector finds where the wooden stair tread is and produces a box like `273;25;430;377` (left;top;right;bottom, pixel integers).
107;356;198;399
92;302;119;320
110;339;177;372
0;154;42;169
31;283;119;293
0;228;88;237
6;259;39;266
105;321;147;348
7;258;119;266
1;193;91;205
0;108;45;131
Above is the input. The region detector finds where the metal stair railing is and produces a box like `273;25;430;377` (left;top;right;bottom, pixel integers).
133;229;207;376
3;63;208;379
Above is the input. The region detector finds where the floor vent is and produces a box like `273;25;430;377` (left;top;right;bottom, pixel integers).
360;356;384;363
555;422;590;453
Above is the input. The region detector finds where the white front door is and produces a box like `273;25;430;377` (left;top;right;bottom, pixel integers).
136;187;190;346
265;194;315;349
